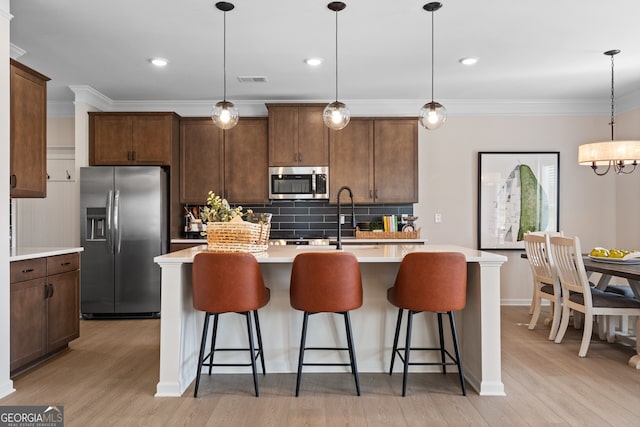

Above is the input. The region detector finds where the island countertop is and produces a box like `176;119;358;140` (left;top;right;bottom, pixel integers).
156;244;505;265
154;244;507;398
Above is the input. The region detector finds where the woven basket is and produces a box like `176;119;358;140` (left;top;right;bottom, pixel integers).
205;221;271;253
355;228;420;239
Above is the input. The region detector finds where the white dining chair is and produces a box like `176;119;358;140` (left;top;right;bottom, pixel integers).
524;232;562;340
550;235;640;357
526;231;564;315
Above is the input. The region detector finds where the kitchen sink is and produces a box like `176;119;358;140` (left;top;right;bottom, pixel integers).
341;245;379;250
295;245;337;250
294;244;380;251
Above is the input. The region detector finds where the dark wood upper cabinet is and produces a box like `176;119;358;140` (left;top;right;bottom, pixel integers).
180;117;268;204
329;119;374;204
89;112;179;166
10;59;49;198
330;118;418;204
267;104;328;166
224;118;269;204
180;117;224;203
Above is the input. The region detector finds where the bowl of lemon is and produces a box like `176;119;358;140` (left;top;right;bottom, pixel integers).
589;247;640;263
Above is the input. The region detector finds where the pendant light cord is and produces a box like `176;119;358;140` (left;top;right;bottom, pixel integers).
430;9;434;103
609;53;615;141
335;9;339;102
223;9;227;102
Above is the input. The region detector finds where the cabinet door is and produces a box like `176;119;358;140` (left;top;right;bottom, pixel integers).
225;118;269;203
180;118;224;203
373;120;418;203
297;106;329;166
132;115;173;165
329;119;374;203
90;115;133;165
10;60;48;198
10;278;48;372
268;106;299;165
47;270;80;352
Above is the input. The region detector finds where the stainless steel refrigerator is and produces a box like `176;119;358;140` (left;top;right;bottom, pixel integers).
80;166;168;317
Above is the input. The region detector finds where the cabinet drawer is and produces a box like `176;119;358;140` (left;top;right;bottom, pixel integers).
10;258;47;283
47;253;80;276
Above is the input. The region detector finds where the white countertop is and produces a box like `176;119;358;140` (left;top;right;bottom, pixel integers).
10;246;84;262
155;244;506;265
171;237;428;244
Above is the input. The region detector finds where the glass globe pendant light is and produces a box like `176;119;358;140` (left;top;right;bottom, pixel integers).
323;2;350;131
419;2;446;130
211;2;239;130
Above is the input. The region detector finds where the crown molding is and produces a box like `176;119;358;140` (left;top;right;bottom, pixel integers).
68;85;113;112
53;85;640;119
0;2;11;21
9;43;25;59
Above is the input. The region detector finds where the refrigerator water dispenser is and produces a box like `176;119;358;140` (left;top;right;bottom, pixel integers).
86;207;106;241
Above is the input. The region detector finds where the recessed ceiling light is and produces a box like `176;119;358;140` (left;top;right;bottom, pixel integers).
150;57;169;67
305;58;323;67
459;57;478;66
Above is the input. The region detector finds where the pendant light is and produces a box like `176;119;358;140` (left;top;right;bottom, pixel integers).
323;2;350;131
419;2;446;130
578;50;640;175
211;2;239;130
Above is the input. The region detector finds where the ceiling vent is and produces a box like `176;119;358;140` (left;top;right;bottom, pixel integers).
237;76;268;83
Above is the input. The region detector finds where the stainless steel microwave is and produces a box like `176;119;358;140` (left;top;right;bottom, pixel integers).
269;166;329;200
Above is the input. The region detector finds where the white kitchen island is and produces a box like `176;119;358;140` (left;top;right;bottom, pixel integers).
154;244;507;397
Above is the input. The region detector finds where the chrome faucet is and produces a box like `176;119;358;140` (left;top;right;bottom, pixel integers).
336;186;356;250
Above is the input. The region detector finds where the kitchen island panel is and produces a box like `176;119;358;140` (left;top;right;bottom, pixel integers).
154;245;506;397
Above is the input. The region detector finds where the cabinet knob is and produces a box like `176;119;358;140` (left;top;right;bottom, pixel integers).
22;268;35;274
10;174;16;188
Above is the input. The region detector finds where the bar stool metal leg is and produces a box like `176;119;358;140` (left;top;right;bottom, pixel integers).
295;312;310;397
209;313;219;375
343;311;361;396
389;308;403;375
449;311;466;396
402;310;415;397
243;311;259;397
253;310;266;375
194;312;211;398
437;312;446;374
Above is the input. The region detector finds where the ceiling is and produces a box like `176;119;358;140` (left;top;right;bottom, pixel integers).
8;0;640;116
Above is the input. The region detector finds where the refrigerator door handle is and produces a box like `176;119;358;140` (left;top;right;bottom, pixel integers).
106;190;114;253
114;190;121;254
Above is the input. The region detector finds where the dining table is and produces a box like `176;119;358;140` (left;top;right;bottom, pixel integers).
583;256;640;299
522;252;640;368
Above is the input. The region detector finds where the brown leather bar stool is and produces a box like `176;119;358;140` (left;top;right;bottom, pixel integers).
192;252;270;397
290;252;363;396
388;252;467;396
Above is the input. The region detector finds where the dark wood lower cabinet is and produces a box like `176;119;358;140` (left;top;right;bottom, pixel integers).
10;253;80;376
10;277;48;372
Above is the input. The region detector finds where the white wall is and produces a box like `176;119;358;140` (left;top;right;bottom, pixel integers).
15;117;78;247
414;113;626;305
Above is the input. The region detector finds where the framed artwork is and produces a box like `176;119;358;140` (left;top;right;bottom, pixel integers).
478;152;560;250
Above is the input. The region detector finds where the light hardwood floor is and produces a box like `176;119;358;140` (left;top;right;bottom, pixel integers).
2;306;640;426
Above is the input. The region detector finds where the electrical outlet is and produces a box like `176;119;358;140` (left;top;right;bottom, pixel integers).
434;213;442;223
340;214;345;224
